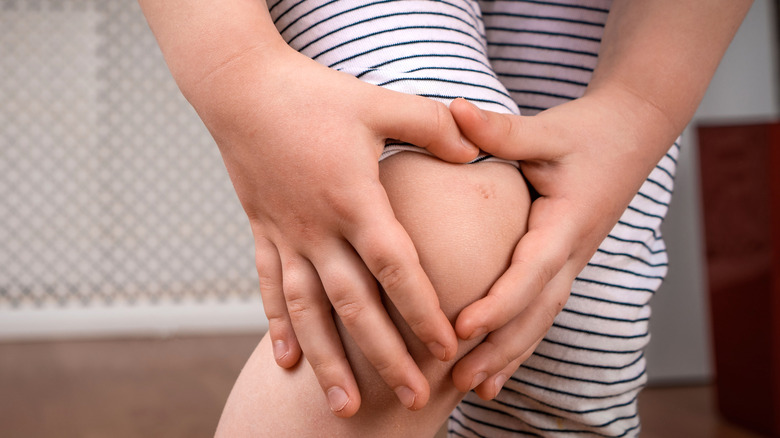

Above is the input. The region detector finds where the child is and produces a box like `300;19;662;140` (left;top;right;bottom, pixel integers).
139;0;751;436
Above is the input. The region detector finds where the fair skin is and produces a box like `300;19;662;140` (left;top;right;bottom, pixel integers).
217;153;530;437
448;0;751;397
138;0;475;415
139;0;752;433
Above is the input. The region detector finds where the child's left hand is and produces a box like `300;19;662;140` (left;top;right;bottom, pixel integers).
447;91;675;400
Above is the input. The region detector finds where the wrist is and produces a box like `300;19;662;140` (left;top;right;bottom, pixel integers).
581;82;681;160
179;37;293;105
182;41;307;137
141;0;293;101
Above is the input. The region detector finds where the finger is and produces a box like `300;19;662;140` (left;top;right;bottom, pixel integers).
311;240;431;411
368;90;479;163
451;274;571;394
344;203;459;362
280;255;361;417
455;198;574;341
255;237;301;368
448;97;564;161
455;228;568;340
473;342;537;401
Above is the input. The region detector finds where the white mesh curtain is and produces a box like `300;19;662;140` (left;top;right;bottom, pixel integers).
0;0;264;338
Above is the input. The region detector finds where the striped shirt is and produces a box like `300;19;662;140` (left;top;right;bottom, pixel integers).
268;1;677;436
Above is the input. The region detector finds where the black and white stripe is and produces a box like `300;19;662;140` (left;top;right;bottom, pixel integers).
269;0;522;161
268;1;677;436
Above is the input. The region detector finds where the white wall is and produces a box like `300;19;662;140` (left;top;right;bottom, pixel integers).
645;0;779;383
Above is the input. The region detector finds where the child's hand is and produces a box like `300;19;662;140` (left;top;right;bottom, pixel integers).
189;46;476;416
447;92;675;399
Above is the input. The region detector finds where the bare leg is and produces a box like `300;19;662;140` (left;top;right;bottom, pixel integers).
216;153;530;437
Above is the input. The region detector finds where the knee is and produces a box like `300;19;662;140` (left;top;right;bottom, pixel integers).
321;153;531;426
379;152;530;322
371;152;531;414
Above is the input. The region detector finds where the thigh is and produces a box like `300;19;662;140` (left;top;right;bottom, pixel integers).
216;153;530;437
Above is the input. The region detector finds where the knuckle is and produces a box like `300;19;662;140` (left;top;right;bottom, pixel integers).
282;257;309;278
533;254;569;291
282;271;314;321
513;256;549;294
257;269;279;292
480;339;514;372
284;292;311;321
532;265;554;293
432;100;450;130
547;244;570;271
418;99;451;148
483;295;511;328
404;315;429;335
370;355;399;381
518;255;560;294
539;303;561;329
306;354;343;380
375;262;407;293
287;211;322;243
266;313;290;327
501;113;523;142
321;271;365;325
254;243;279;277
434;101;456;140
496;347;518;370
322;188;361;225
255;254;267;272
331;296;367;326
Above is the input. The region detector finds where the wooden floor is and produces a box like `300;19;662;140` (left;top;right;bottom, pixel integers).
0;335;767;437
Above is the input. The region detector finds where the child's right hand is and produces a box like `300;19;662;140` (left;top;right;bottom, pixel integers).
186;42;477;416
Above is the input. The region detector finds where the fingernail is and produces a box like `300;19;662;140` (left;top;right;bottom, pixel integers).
469;326;488;340
394;386;417;409
493;374;508;397
273;340;288;361
460;136;478;153
470;372;488;390
327;386;350;413
426;342;448;361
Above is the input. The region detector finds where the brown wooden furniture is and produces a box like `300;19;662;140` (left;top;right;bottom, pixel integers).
698;121;780;437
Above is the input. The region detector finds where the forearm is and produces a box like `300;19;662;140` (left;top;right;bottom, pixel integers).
587;0;752;157
138;0;290;106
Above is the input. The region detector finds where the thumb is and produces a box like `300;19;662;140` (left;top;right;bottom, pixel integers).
367;90;480;163
449;98;563;161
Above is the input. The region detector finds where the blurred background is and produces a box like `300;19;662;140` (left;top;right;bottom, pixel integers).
1;1;778;437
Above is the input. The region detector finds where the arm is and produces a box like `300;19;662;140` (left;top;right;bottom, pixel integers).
137;0;478;415
449;0;753;398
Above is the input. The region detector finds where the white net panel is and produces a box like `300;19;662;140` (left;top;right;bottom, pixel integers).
0;1;260;322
